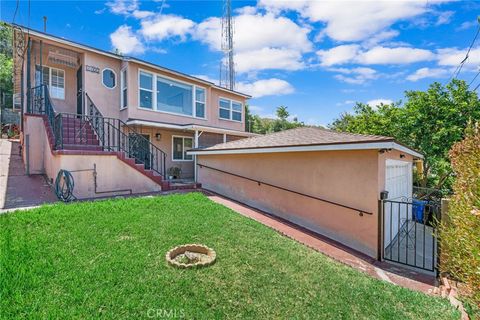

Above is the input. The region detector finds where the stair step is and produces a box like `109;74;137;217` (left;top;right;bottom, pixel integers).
63;139;100;145
63;144;103;151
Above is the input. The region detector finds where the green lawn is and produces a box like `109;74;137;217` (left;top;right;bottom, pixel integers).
0;193;458;319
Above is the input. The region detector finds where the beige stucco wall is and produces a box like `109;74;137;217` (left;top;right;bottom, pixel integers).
23;115;161;199
197;150;381;257
28;41;80;114
83;52;123;118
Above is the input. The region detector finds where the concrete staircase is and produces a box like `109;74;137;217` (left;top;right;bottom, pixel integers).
47;115;200;192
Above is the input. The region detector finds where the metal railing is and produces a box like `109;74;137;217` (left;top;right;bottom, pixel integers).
197;163;373;216
29;85;63;149
382;198;440;272
85;94;167;178
27;86;167;178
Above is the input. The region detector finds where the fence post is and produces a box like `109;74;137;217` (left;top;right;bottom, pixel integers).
377;199;384;261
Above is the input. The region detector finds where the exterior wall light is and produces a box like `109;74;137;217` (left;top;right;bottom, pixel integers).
155;133;162;141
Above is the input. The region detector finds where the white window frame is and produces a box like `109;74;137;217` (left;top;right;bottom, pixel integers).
102;68;117;89
172;135;194;162
36;65;65;100
194;86;206;119
120;67;127;109
219;97;243;122
137;68;207;120
138;70;154;109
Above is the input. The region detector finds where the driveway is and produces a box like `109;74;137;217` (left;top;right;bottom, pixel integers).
0;139;57;211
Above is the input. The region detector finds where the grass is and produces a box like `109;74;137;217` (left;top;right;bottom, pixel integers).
0;193;459;319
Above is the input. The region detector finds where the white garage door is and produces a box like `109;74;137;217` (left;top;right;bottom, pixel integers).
384;159;413;249
385;159;412;200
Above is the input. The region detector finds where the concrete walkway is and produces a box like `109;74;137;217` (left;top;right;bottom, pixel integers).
205;191;438;295
0;139;57;211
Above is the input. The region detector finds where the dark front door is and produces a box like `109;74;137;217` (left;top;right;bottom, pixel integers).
129;134;151;170
76;66;83;115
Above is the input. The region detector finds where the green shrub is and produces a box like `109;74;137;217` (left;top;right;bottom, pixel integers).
440;123;480;308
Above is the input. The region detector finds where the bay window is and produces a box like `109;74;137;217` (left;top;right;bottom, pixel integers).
138;70;206;118
219;98;242;122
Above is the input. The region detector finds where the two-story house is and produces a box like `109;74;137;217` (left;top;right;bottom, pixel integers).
12;25;254;198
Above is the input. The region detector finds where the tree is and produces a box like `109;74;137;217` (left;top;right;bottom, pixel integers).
329;80;480;190
0;22;13;108
247;106;304;134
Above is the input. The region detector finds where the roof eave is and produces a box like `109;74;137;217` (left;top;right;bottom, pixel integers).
188;141;424;159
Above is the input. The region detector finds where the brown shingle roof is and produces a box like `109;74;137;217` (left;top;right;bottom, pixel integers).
197;127;394;151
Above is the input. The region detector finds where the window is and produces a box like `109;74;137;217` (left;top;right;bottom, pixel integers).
157;76;193;116
121;68;127;109
139;71;153;109
102;68;116;89
35;65;65;100
137;70;206;118
172;136;193;161
195;87;206;118
219;98;242;121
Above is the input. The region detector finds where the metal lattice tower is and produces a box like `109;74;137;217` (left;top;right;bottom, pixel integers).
220;0;235;90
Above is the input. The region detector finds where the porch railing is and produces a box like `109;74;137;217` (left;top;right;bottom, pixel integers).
85;93;167;178
29;84;63;149
27;86;167;178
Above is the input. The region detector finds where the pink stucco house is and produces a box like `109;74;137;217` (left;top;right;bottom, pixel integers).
13;25;254;197
13;25;435;269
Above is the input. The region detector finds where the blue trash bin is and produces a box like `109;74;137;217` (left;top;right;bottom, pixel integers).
412;199;426;222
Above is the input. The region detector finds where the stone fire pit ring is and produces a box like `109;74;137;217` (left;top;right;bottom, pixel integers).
166;244;216;269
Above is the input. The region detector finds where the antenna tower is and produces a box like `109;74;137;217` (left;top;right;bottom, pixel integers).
220;0;235;90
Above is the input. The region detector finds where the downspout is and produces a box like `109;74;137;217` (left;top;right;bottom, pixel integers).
194;130;199;182
26;38;31;113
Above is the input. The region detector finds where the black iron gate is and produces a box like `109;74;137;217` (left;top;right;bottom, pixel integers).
382;198;441;272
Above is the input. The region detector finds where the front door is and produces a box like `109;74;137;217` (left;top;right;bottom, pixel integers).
76;66;83;115
129;134;151;170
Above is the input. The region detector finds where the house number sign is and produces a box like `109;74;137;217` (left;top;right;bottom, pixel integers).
86;65;100;74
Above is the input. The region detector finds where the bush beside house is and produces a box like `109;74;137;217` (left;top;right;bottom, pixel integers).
440;123;480;310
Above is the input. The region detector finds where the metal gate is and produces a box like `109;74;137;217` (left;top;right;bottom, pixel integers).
382;198;440;272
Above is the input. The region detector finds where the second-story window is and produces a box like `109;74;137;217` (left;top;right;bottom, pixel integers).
102;68;116;89
139;71;153;109
121;68;127;109
195;87;206;118
157;76;193;116
138;70;207;118
219;98;242;122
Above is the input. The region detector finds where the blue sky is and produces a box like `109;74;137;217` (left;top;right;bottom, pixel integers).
2;0;480;126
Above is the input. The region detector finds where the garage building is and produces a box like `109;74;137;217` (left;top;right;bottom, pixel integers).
189;127;423;259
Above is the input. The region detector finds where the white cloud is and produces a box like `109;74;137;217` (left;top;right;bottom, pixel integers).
110;25;145;54
332;67;378;84
236;78;294;98
436;47;480;71
317;45;435;66
194;12;312;73
456;20;478;31
316;45;360;67
236;48;304;73
140;14;195;41
132;9;154;19
406;67;450;81
259;1;431;42
357;46;435;65
367;99;393;108
435;10;454;26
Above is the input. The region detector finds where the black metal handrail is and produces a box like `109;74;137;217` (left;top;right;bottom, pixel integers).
84;93;167;178
27;86;167;178
197;163;373;216
29;85;63;149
